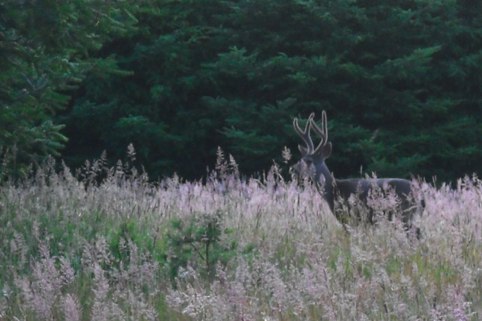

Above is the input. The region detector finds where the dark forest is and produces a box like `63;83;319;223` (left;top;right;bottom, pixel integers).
1;0;481;182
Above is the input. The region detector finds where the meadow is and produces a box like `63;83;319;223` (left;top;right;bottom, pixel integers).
0;154;481;321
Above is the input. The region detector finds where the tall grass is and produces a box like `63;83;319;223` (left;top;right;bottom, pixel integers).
0;155;480;321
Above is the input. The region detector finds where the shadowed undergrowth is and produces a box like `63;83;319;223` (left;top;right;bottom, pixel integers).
0;157;481;321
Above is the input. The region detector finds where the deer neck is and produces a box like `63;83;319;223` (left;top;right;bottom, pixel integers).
315;161;335;212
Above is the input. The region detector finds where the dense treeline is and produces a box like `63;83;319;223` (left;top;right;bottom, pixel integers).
1;0;481;181
0;0;138;177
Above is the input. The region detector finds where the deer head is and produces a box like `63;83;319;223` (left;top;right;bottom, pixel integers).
292;112;333;180
291;111;335;210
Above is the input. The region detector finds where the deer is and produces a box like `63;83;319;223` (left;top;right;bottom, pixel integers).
291;111;422;235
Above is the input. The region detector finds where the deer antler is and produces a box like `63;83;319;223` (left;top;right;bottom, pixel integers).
293;113;315;154
310;110;328;154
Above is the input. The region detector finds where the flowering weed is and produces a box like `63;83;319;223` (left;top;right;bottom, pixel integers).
0;158;480;320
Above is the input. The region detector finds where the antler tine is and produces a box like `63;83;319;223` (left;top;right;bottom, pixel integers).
293;113;315;153
311;110;329;152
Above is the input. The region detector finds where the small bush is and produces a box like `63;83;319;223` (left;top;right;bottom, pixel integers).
165;211;239;283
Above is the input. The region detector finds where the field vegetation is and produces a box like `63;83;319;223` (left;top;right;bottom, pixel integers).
0;152;480;321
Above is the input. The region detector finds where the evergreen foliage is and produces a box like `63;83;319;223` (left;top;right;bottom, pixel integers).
3;0;481;181
0;0;137;177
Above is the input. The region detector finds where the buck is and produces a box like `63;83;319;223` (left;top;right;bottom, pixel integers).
292;111;421;233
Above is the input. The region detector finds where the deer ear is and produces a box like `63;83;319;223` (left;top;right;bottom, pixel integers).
315;142;332;159
298;144;308;156
323;142;332;159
